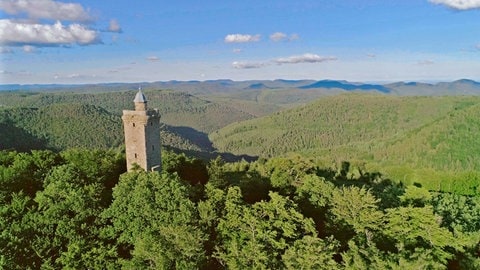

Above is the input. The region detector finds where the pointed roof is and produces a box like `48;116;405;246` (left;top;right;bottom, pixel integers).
134;88;147;103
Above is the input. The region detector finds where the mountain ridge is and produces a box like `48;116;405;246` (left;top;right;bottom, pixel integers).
3;79;480;96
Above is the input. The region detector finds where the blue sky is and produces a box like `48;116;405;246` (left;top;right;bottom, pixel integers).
2;0;480;84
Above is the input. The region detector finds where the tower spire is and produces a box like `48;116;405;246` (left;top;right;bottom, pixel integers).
134;87;147;111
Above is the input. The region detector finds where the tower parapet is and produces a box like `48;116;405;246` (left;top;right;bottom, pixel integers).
122;89;161;172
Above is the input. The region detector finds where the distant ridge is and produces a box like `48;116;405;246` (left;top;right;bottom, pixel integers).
2;79;480;96
300;80;390;93
244;83;271;90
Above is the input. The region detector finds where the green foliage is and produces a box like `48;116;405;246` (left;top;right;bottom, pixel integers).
210;94;480;193
0;104;123;150
207;156;228;189
105;171;206;269
1;148;480;269
432;193;480;233
267;155;317;188
33;164;107;268
296;174;336;209
282;236;340;270
0;149;124;269
215;189;317;269
162;150;209;186
0;192;40;269
400;185;432;207
329;186;383;234
381;206;460;267
0;150;61;199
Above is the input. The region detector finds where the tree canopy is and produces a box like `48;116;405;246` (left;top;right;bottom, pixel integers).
0;149;479;269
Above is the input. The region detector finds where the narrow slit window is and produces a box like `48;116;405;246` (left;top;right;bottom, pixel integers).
133;123;136;127
134;153;137;159
152;145;154;150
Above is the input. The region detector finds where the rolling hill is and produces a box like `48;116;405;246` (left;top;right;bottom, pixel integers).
0;103;213;153
0;90;256;133
209;94;480;172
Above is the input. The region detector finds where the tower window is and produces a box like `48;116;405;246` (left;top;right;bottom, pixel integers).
134;153;137;159
133;123;136;127
150;121;153;126
152;145;154;150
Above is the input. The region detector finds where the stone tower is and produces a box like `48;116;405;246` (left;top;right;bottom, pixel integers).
122;89;161;172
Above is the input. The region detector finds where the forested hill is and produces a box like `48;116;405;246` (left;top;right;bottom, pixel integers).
0;104;122;151
210;94;480;172
0;90;255;133
0;103;213;153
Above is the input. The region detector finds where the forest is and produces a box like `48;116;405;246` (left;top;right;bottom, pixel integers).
1;149;479;269
1;87;480;269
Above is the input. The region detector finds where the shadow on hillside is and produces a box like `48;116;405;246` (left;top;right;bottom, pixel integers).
323;161;406;209
164;125;258;162
164;146;258;163
167;125;215;152
0;122;50;152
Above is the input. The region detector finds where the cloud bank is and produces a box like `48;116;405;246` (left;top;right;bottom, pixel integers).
0;0;122;50
429;0;480;10
232;53;337;69
274;53;337;65
0;0;92;21
0;20;99;46
269;32;299;42
224;34;261;43
232;61;265;69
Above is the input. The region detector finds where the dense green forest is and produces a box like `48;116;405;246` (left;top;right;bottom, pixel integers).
1;88;480;268
2;91;480;193
0;103;216;154
1;149;479;269
210;94;480;194
0;90;256;133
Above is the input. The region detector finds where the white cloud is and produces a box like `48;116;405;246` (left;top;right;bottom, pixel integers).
224;34;260;43
108;19;121;33
270;32;299;42
22;45;35;53
429;0;480;10
0;0;92;21
232;53;337;69
289;33;299;41
274;53;337;65
232;61;265;69
270;32;287;42
0;20;100;46
146;56;160;62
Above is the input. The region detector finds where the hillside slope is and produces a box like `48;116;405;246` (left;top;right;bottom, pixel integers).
0;104;123;150
0;90;255;133
0;104;212;153
210;94;480;171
